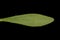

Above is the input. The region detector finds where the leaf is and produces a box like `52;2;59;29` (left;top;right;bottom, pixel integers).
0;14;54;27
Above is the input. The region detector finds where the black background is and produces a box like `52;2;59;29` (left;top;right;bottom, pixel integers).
0;1;58;33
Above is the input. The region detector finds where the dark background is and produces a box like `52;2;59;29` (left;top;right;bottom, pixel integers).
0;1;58;33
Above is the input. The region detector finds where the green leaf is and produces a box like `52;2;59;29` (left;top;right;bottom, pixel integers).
0;14;54;27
